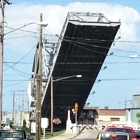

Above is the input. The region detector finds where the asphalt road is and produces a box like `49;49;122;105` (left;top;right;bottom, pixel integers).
73;130;104;140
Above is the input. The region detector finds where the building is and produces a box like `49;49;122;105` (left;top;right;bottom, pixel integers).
131;94;140;123
79;106;126;125
99;107;126;125
2;111;30;128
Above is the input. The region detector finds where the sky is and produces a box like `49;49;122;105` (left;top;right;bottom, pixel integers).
2;0;140;112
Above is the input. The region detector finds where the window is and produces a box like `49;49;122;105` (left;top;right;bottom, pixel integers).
108;128;132;136
110;118;120;121
101;134;128;140
0;132;23;138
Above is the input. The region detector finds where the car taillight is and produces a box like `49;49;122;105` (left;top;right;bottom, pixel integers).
131;137;137;140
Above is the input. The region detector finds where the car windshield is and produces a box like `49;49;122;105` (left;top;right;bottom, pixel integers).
108;128;132;136
0;131;23;139
101;134;128;140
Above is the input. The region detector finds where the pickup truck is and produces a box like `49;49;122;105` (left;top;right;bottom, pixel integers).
0;129;33;140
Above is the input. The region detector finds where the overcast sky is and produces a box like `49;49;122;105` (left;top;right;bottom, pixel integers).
2;0;140;111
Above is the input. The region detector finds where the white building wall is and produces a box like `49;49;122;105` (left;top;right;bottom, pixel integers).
98;115;126;125
99;115;126;121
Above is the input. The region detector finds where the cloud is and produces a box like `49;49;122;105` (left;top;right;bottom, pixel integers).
2;1;140;111
3;2;140;54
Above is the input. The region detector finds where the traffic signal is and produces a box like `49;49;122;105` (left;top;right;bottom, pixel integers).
74;103;78;112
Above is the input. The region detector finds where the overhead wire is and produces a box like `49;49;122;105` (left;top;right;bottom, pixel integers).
4;62;32;64
99;78;140;81
5;26;40;35
4;44;36;72
63;37;140;54
5;25;140;55
4;34;35;40
4;80;29;81
3;81;27;88
4;63;30;77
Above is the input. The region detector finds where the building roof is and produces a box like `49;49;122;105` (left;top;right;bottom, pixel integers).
133;94;140;96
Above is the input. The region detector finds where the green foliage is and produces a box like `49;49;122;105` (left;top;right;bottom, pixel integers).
23;119;26;128
136;112;140;123
22;119;30;133
40;130;65;139
10;122;13;129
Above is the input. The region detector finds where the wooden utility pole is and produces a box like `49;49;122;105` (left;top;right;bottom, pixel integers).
0;0;11;129
11;91;15;124
0;0;4;130
36;13;42;140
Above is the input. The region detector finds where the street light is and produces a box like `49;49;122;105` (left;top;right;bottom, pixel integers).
5;22;48;35
130;55;139;59
50;74;82;136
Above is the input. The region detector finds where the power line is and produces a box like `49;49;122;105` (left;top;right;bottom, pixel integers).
3;81;27;88
4;64;30;76
4;62;32;64
3;80;29;81
3;44;36;72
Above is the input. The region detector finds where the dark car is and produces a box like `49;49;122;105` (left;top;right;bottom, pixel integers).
0;129;33;140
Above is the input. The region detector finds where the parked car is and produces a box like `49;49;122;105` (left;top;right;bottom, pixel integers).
0;129;33;140
105;125;140;140
96;131;131;140
134;130;140;138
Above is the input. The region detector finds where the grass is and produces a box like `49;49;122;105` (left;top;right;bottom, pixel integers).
40;130;66;139
11;125;65;139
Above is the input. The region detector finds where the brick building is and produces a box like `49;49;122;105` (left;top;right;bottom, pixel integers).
79;106;126;125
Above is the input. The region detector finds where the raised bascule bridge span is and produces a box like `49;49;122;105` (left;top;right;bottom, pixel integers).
28;12;121;129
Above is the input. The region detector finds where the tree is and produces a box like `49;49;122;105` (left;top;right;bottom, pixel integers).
22;119;26;129
136;112;140;123
22;119;29;133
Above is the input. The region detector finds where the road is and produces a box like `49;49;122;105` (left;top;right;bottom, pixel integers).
73;130;104;140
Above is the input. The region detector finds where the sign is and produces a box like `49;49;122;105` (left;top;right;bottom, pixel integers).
41;118;49;128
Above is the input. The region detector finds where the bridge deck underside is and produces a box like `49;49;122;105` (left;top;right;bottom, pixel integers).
42;20;120;128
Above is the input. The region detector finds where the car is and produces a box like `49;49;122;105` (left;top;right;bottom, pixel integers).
0;129;33;140
134;130;140;138
96;131;131;140
105;125;140;140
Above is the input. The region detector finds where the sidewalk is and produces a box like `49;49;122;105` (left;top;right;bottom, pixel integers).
42;131;79;140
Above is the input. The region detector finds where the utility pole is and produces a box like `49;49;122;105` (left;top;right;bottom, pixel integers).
17;90;27;113
129;100;132;108
11;91;15;124
119;102;121;109
27;100;29;111
0;0;11;129
51;76;53;136
36;13;42;140
15;91;26;127
124;100;127;109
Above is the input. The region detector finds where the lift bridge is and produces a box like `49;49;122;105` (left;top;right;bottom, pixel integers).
28;12;121;128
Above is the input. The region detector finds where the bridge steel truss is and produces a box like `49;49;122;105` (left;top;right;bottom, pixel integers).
28;12;121;128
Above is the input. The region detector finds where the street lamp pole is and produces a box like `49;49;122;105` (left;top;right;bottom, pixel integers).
36;13;43;140
51;76;53;136
50;75;82;136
